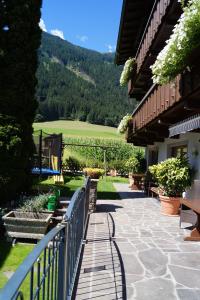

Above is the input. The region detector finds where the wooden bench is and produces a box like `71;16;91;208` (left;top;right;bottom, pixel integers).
149;187;159;197
180;198;200;241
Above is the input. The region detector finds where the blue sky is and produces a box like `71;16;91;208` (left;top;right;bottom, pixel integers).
40;0;123;53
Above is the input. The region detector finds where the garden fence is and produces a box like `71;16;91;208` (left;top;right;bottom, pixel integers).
0;177;91;300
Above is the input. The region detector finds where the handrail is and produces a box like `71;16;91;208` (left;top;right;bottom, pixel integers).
0;225;65;300
0;177;91;300
64;188;82;221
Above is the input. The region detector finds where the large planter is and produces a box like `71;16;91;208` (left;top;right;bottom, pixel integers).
3;211;52;239
89;179;99;213
159;195;181;216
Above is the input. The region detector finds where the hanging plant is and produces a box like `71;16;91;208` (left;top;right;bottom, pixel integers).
117;114;132;134
151;0;200;85
120;58;136;86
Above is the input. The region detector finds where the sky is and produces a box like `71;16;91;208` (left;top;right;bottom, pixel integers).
40;0;123;53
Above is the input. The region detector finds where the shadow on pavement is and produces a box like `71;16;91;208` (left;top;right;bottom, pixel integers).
74;213;126;300
96;204;123;213
117;191;146;200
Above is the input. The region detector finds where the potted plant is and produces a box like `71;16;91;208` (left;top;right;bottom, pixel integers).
83;168;104;179
149;157;191;216
151;0;200;85
117;114;132;135
3;194;53;239
125;153;146;190
120;57;136;86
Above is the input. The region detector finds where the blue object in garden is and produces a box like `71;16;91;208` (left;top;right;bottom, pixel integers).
32;167;60;175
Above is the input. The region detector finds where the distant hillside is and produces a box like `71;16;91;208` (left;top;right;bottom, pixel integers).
36;33;136;127
34;120;122;140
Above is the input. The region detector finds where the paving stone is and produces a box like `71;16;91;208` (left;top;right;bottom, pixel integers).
76;184;200;299
134;242;150;251
116;242;137;253
126;286;135;299
179;244;200;252
170;253;200;270
138;248;168;276
134;278;177;300
177;289;200;300
140;229;152;237
121;253;144;275
169;265;200;288
125;274;144;285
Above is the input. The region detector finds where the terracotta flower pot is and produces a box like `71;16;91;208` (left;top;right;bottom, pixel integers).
159;195;181;216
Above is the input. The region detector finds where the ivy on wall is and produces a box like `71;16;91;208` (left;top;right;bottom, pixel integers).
0;0;42;203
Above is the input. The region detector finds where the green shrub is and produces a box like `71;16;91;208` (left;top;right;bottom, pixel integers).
125;151;146;174
65;156;82;172
83;168;105;179
149;157;191;196
20;194;49;212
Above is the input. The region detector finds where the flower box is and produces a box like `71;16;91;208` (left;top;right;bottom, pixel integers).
3;211;52;239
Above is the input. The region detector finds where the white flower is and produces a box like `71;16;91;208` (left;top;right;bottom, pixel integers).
120;58;136;86
117;114;132;134
151;0;200;84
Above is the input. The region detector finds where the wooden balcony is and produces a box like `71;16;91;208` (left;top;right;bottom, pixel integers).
128;62;200;145
129;0;182;99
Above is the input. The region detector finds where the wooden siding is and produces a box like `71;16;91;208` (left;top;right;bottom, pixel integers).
133;76;181;131
136;0;171;73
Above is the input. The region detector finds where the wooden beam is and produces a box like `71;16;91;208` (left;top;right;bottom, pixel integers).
144;128;169;139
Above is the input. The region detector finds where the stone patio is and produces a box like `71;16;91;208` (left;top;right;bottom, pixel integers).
75;183;200;300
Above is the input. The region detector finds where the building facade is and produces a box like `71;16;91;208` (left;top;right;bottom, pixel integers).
116;0;200;181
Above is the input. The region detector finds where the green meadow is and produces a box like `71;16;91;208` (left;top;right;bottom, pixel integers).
34;120;122;140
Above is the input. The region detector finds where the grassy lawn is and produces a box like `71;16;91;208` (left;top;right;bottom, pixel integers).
39;175;85;197
97;176;128;200
39;175;128;200
34;120;122;140
0;241;34;291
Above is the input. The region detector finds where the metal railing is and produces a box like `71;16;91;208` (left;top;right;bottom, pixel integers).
0;177;91;300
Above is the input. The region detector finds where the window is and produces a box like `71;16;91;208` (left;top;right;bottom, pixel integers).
171;145;187;158
148;148;158;165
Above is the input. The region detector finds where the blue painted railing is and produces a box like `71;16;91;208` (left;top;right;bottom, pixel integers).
0;177;91;300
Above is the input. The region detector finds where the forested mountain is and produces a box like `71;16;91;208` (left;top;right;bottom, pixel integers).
36;33;136;126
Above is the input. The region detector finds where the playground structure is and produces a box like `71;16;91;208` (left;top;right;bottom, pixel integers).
32;130;64;183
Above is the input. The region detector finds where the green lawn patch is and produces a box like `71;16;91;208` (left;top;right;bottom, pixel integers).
0;241;34;290
38;175;84;197
38;175;127;200
97;176;128;200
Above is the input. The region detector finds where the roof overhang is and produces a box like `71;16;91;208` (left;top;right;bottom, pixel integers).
115;0;155;65
169;115;200;137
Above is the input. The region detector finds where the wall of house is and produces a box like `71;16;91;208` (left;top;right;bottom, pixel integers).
147;132;200;179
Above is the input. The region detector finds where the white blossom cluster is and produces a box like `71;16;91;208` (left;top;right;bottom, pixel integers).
151;0;200;85
120;58;136;86
117;114;132;134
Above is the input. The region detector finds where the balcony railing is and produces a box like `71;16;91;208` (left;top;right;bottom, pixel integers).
0;177;91;300
136;0;172;73
128;0;182;99
133;77;181;131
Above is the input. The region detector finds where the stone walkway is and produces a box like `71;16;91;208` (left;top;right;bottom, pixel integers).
75;183;200;300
